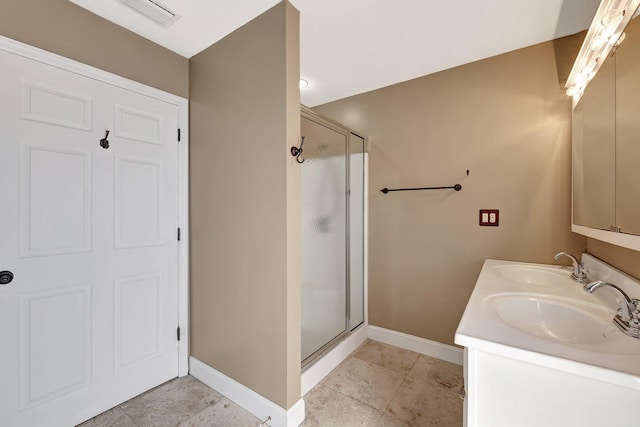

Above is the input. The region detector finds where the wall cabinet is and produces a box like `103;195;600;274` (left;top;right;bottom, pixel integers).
614;19;640;236
572;57;616;231
572;16;640;249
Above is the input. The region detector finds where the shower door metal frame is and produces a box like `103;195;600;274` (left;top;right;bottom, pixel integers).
300;106;352;368
346;131;367;333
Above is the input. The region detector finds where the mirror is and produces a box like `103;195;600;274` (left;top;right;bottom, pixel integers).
572;55;616;231
614;15;640;235
572;15;640;248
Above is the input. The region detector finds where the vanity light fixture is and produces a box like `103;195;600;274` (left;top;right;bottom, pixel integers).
299;79;309;89
566;0;640;105
590;9;626;50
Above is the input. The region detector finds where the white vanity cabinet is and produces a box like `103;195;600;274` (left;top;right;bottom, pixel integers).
463;348;640;427
456;257;640;427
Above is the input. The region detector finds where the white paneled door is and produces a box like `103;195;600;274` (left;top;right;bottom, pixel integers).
0;49;181;426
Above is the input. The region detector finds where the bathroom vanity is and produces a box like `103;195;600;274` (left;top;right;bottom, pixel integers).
455;255;640;427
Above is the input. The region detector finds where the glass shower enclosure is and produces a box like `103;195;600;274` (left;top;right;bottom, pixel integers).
300;107;365;366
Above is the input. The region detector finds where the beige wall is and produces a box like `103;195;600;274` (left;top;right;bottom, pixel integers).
588;241;640;280
283;2;302;408
553;31;585;86
315;40;587;346
189;1;301;409
0;0;188;97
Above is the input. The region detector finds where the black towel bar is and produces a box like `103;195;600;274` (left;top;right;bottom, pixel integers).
380;184;462;194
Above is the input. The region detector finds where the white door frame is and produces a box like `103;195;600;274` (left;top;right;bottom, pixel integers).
0;35;190;377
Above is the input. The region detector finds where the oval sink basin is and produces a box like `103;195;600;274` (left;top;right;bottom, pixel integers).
493;265;571;286
489;295;615;344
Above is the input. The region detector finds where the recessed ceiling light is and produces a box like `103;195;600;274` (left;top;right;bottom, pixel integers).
299;79;309;89
119;0;181;28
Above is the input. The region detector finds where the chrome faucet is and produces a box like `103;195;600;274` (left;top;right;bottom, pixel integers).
554;252;588;284
584;280;640;339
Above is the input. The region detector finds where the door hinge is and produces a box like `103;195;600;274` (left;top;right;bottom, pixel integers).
178;128;181;142
177;227;181;241
177;326;181;341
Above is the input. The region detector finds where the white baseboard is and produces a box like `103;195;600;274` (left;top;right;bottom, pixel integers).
301;324;368;396
189;326;459;426
368;325;463;365
189;357;305;427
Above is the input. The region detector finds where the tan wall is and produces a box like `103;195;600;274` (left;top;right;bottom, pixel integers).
587;240;640;280
189;1;301;409
315;40;587;346
0;0;188;97
283;2;302;408
553;31;585;86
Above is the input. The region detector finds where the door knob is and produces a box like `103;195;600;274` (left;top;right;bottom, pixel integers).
0;271;14;285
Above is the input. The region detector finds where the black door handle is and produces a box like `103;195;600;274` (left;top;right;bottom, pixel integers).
0;271;14;285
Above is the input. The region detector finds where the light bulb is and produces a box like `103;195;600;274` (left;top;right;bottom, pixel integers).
574;73;589;88
601;9;625;28
590;33;608;50
590;9;625;50
299;79;309;89
584;58;598;75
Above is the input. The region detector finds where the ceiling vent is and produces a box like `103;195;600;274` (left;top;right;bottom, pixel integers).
118;0;181;28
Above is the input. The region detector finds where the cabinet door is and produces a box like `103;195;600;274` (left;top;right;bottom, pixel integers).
615;17;640;236
572;56;616;231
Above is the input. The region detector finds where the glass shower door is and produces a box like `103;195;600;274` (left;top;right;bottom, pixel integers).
300;116;348;363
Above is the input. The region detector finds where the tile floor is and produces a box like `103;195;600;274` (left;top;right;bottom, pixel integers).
79;340;463;427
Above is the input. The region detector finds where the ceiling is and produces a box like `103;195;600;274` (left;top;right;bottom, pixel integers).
69;0;600;106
